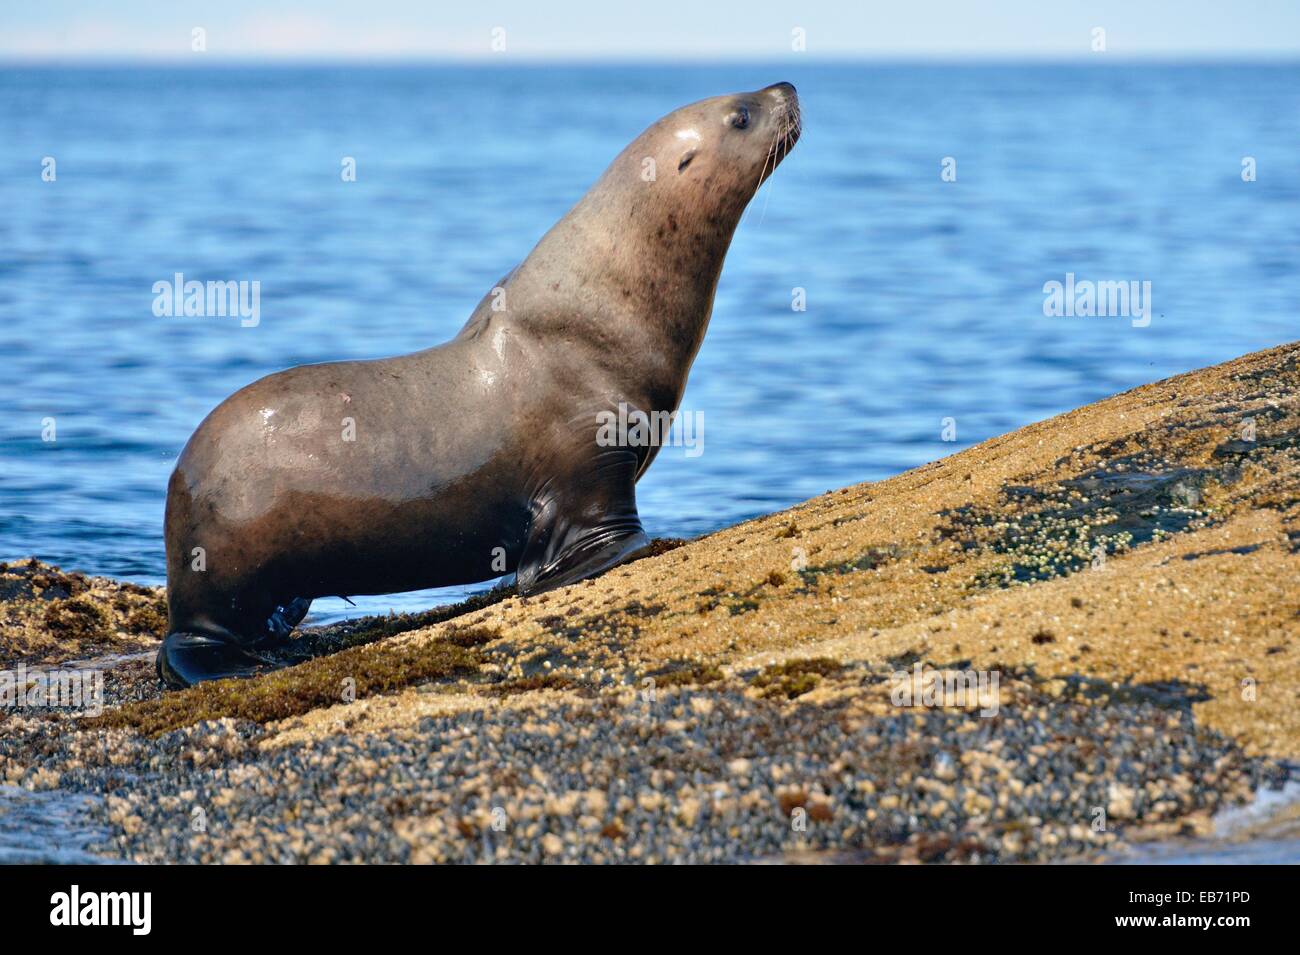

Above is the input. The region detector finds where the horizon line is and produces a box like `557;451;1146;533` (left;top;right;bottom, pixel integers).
4;51;1299;67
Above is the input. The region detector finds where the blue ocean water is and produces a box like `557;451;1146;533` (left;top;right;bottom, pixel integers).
2;63;1298;622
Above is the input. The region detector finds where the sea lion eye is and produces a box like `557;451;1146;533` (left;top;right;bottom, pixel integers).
727;107;750;130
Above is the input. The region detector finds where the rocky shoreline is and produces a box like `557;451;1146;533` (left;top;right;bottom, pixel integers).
2;342;1298;863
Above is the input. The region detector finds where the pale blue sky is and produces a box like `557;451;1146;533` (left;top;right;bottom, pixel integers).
4;0;1299;60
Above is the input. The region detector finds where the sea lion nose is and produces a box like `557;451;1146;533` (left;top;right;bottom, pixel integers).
763;81;797;98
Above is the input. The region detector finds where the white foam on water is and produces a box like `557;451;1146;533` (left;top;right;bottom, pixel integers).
1112;780;1300;865
0;785;119;864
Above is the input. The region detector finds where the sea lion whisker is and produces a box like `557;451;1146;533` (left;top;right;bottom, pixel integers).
757;114;796;225
748;123;783;225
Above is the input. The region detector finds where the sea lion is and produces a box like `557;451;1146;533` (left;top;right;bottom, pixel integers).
158;81;801;687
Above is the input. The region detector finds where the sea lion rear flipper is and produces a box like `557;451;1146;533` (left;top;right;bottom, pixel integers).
263;596;312;645
517;448;649;596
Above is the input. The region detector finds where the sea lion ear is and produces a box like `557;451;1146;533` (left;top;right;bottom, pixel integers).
677;148;698;173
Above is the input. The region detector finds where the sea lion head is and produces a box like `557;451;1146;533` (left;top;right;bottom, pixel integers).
503;82;801;377
638;81;801;216
565;81;801;286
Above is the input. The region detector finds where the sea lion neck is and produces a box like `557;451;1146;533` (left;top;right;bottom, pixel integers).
503;147;748;387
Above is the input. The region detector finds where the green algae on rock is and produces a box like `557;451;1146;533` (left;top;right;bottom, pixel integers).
89;636;484;737
0;559;166;668
750;657;844;699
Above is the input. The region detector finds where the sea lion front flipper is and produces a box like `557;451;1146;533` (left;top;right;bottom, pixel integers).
517;448;649;596
156;632;279;689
